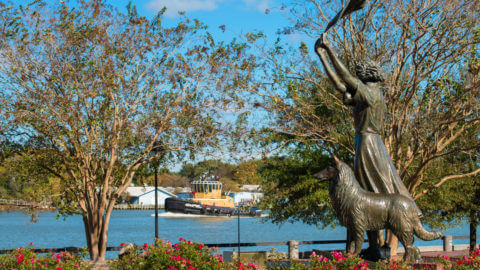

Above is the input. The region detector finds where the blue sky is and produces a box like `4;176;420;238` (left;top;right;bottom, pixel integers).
107;0;292;43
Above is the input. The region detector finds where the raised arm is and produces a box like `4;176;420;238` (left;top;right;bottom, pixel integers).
315;42;346;94
316;36;359;91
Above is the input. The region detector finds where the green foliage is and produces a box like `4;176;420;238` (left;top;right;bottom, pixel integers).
0;244;89;269
417;155;480;230
257;144;336;226
179;160;235;180
110;238;258;270
0;148;60;204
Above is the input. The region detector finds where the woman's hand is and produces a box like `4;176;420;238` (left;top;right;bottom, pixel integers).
315;34;329;51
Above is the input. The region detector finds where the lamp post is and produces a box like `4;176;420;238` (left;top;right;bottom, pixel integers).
237;206;241;258
154;164;159;239
151;143;164;241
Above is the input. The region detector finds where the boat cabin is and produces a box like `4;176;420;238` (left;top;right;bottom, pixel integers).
190;180;234;208
191;180;223;199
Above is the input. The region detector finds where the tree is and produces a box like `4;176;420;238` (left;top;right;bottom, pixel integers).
417;140;480;251
0;0;255;262
247;0;479;252
257;144;335;226
232;160;261;185
179;159;235;180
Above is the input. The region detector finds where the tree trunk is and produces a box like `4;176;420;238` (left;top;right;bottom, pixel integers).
98;201;115;260
82;206;113;262
470;210;478;252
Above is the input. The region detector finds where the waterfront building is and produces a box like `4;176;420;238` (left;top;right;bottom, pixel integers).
125;186;176;206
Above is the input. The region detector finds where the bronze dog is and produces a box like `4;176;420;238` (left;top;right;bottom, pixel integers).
314;157;442;263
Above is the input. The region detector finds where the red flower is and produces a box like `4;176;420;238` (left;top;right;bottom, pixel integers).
120;243;124;247
142;243;148;250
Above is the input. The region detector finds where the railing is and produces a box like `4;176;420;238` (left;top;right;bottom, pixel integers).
113;204;165;210
0;246;122;255
0;235;472;258
0;198;51;209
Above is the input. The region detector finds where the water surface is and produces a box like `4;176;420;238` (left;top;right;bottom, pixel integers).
0;210;473;256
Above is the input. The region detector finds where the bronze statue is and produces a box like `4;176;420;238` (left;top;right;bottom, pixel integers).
314;35;424;252
314;157;442;263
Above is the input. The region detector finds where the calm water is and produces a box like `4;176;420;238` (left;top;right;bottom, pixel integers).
0;210;474;256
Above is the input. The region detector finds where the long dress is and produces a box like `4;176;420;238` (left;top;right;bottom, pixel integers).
344;82;422;217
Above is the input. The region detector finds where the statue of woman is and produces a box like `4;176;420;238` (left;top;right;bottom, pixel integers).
314;35;422;252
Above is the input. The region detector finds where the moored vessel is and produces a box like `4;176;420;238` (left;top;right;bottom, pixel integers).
165;177;261;217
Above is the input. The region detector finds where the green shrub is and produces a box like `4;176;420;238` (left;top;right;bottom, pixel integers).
110;238;259;270
0;243;88;270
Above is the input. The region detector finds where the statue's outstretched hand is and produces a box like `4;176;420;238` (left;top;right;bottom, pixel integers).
315;34;329;53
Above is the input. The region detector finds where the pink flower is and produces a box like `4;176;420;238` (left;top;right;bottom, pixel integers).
56;267;62;270
142;243;148;250
29;242;33;246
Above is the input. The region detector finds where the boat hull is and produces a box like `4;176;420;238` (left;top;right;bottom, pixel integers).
165;197;261;217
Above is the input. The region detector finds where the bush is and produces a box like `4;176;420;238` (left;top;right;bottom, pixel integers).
0;243;88;270
110;238;259;270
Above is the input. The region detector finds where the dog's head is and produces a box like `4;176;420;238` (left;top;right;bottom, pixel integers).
313;156;340;182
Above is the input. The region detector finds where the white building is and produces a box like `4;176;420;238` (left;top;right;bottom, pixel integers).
239;185;262;192
125;186;176;207
230;191;264;206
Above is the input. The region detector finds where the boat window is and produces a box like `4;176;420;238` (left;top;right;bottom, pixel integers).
204;184;207;193
209;184;212;193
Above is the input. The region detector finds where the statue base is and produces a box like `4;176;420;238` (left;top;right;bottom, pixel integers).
359;245;390;262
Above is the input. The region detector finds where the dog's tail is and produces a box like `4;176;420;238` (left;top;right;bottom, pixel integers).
413;218;442;241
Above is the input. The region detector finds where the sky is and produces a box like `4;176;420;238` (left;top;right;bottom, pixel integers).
106;0;294;44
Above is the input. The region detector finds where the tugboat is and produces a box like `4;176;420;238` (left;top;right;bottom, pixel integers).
165;176;261;217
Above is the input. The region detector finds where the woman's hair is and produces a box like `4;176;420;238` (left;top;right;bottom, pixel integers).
354;60;385;83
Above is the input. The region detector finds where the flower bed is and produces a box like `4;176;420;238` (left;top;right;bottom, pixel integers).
110;238;259;270
3;241;480;270
270;249;480;269
0;243;88;270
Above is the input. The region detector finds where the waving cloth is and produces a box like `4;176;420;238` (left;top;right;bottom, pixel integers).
324;0;368;33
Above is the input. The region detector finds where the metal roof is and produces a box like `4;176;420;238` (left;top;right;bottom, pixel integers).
125;186;176;197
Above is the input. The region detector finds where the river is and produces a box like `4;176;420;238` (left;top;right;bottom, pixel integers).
0;210;474;257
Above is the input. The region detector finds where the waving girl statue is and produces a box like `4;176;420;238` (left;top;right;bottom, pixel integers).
314;35;423;257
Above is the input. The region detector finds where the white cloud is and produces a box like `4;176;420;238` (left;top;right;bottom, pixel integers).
146;0;222;18
240;0;272;13
146;0;273;17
